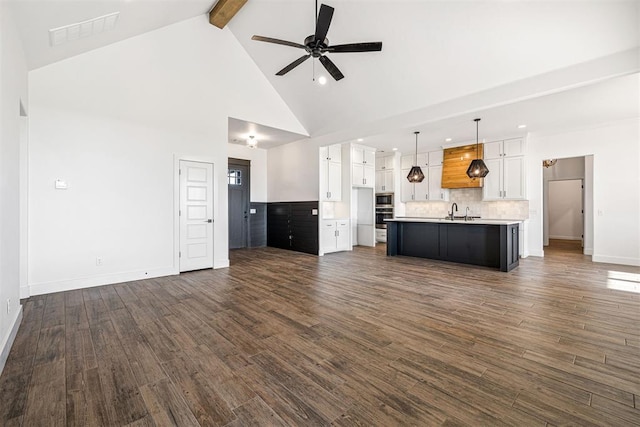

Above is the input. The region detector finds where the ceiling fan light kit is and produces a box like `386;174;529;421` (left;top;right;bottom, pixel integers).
466;118;490;179
251;2;382;81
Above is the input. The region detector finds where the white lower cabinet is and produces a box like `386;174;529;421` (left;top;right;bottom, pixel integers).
321;219;350;253
375;228;387;243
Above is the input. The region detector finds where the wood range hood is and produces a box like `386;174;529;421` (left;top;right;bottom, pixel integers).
441;143;484;188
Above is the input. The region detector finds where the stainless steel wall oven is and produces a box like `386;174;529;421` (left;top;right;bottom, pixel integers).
375;193;394;229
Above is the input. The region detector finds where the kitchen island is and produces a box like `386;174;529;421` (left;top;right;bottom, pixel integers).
386;218;520;271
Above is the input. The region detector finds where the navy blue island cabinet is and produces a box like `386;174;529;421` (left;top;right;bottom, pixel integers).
386;218;519;272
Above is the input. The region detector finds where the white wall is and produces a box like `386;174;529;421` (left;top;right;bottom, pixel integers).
227;144;268;203
267;138;318;202
548;180;583;240
27;16;306;296
527;118;640;266
0;2;28;372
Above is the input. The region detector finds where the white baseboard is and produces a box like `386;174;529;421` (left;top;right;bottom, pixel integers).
20;285;29;300
584;247;593;255
549;235;582;241
214;259;230;269
592;254;640;267
0;306;23;375
29;267;177;296
528;249;544;257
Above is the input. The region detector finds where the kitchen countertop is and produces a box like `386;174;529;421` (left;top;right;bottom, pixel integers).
386;217;522;226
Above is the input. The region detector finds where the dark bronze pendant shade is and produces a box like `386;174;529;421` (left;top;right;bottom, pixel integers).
407;131;425;183
466;118;490;179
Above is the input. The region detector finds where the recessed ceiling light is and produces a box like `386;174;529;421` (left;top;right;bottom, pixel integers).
445;138;452;142
518;124;527;129
392;148;398;151
318;76;327;85
357;138;363;142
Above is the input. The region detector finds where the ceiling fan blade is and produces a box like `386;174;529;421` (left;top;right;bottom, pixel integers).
319;55;344;81
251;35;306;49
325;42;383;53
276;55;311;76
314;4;334;42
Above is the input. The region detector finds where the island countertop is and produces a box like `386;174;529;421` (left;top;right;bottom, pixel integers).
386;217;522;226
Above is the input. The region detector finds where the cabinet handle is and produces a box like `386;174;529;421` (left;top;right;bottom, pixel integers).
504;190;506;198
425;193;428;200
328;191;331;199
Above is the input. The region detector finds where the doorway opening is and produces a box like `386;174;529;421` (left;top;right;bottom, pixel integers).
228;158;250;250
543;156;593;256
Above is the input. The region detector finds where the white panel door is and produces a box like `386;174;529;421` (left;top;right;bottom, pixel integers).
180;160;214;272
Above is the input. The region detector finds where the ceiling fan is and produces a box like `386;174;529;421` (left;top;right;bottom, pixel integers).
251;2;382;81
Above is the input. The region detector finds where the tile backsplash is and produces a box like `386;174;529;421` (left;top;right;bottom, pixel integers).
404;188;529;220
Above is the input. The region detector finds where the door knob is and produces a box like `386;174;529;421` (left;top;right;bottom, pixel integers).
205;219;212;223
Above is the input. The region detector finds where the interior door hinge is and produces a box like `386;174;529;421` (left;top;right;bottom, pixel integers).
179;210;181;216
179;251;181;258
179;169;181;175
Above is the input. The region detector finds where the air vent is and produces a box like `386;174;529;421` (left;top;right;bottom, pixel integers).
49;12;119;47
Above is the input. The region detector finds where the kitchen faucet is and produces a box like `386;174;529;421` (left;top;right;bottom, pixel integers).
449;202;458;220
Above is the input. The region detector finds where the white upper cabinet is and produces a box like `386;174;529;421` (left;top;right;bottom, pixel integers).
484;138;525;159
428;150;444;166
428;165;448;201
482;138;526;200
352;145;375;188
376;169;394;193
376;155;395;171
320;144;342;201
400;149;448;202
401;154;414;169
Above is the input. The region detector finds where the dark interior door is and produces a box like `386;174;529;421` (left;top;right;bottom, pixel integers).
228;160;249;249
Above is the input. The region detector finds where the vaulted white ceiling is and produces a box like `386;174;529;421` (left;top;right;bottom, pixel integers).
9;0;640;153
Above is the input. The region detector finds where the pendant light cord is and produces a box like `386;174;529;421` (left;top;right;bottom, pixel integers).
414;131;419;164
475;118;481;159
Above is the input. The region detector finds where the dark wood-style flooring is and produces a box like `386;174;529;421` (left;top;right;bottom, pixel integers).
1;242;639;426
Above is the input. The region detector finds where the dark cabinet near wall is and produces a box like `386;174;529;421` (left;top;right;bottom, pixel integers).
267;201;319;255
387;219;519;272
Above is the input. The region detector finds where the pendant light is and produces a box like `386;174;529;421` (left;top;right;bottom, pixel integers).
407;131;425;183
466;118;490;179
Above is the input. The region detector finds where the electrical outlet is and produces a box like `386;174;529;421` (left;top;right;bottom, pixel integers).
96;257;103;266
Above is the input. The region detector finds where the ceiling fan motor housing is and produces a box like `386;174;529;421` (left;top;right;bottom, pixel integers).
304;35;328;57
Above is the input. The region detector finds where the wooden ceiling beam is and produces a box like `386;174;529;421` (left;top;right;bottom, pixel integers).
209;0;248;29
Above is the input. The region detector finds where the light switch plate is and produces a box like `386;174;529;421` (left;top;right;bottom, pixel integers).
250;208;257;214
312;209;318;215
55;179;68;189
